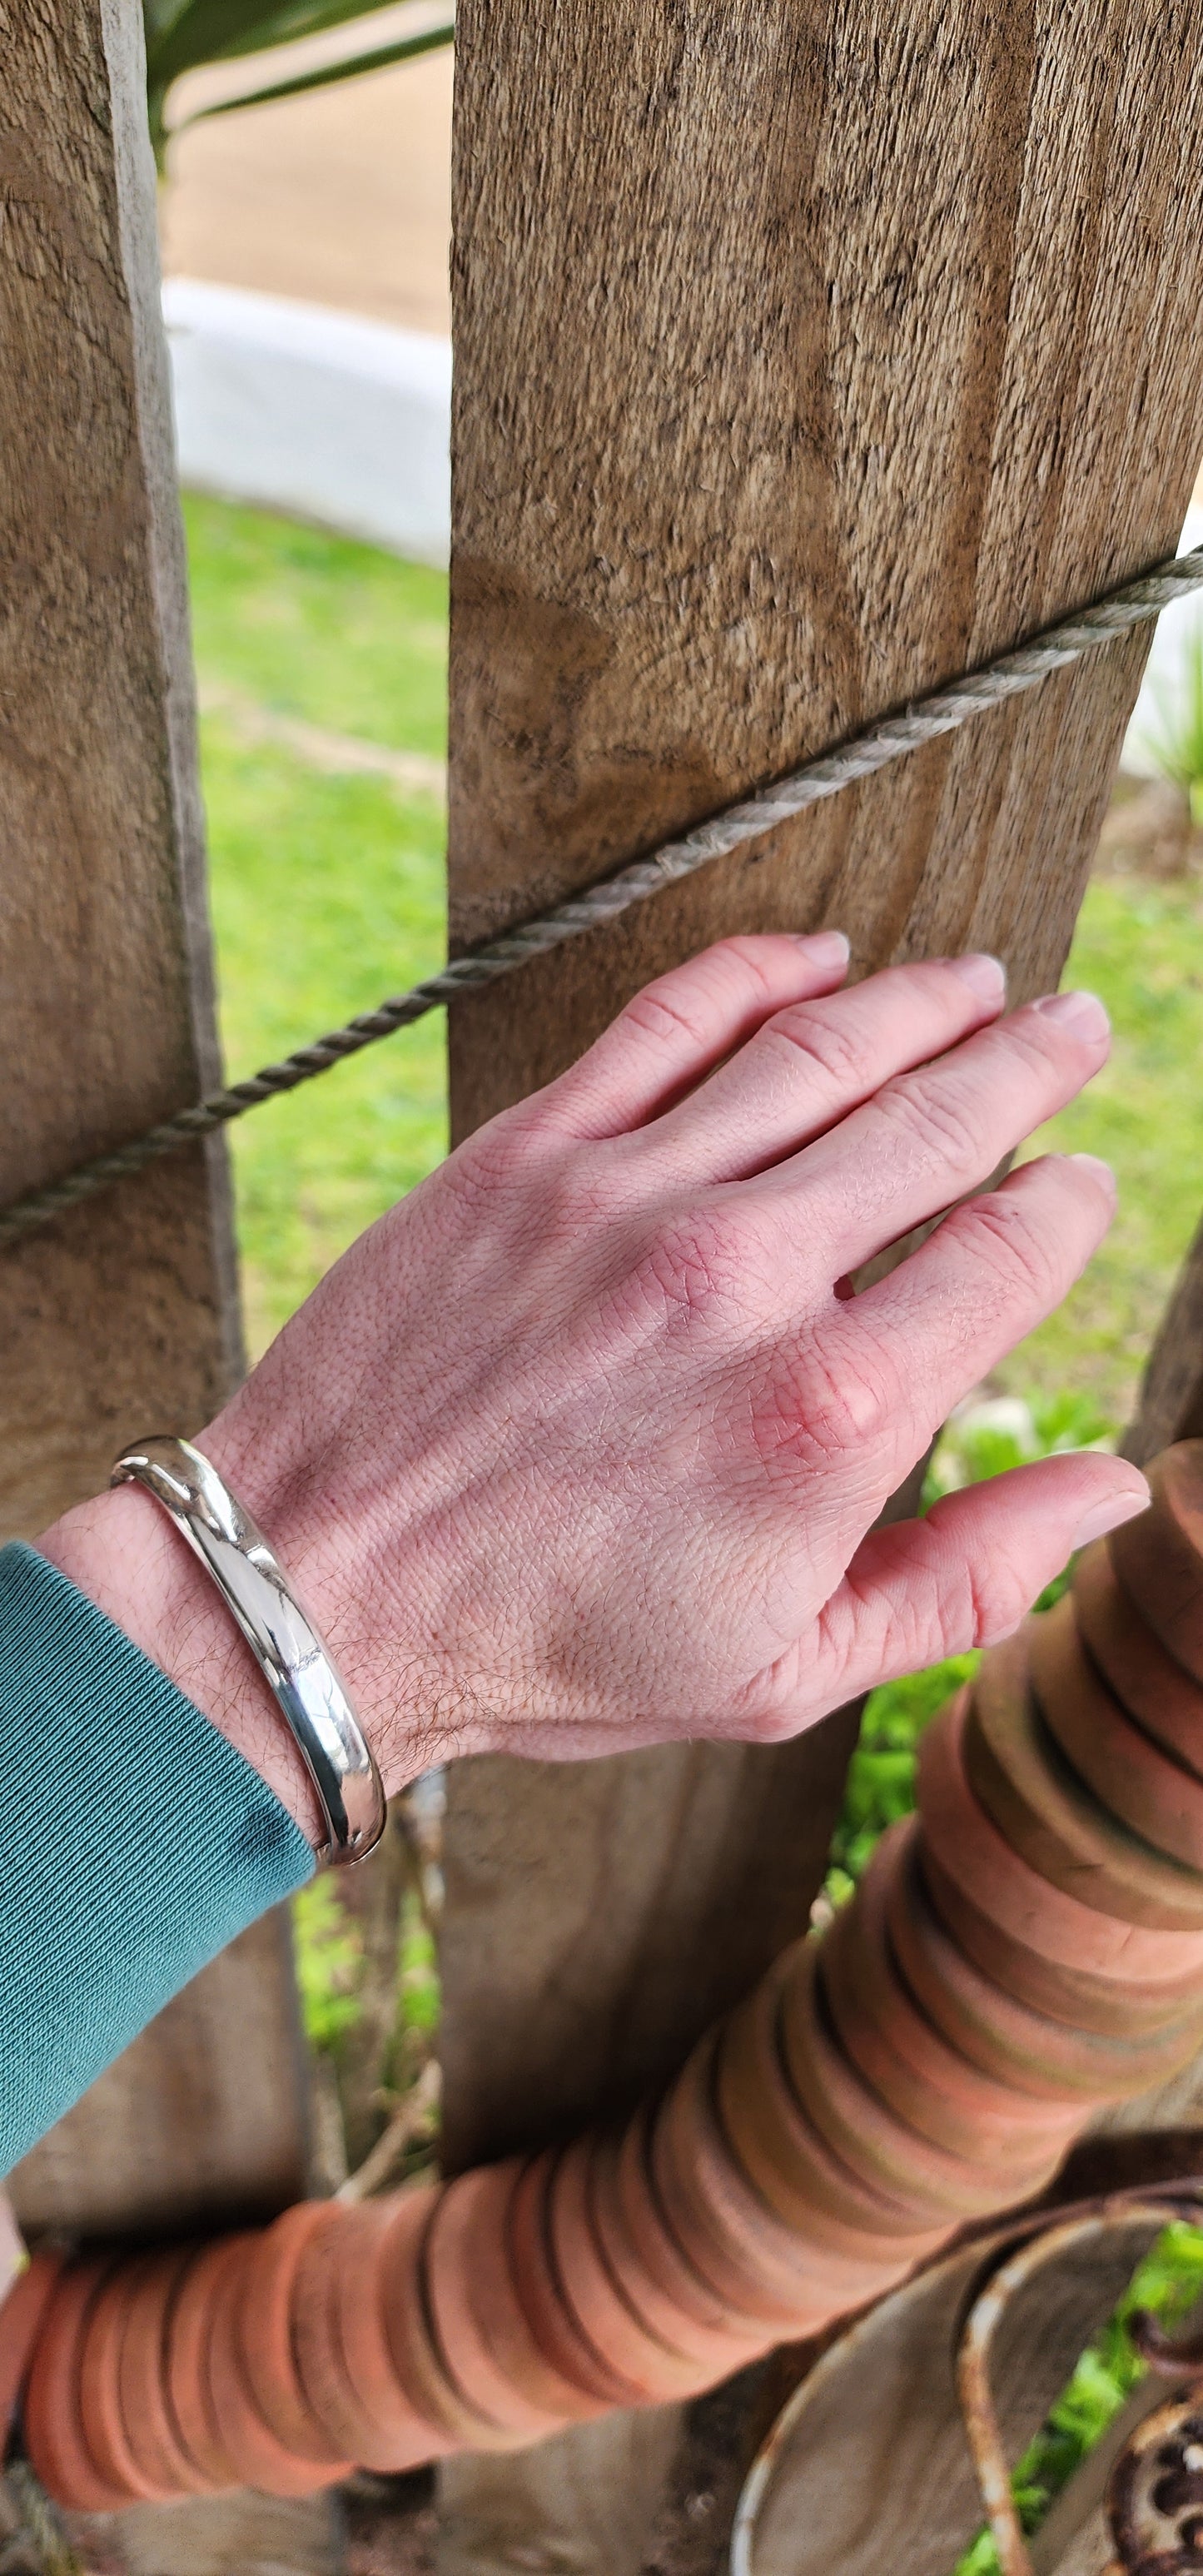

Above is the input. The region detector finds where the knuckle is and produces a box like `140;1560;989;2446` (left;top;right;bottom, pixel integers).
776;1326;906;1465
874;1069;984;1171
961;1187;1060;1303
623;937;785;1050
443;1108;532;1205
901;1537;1033;1658
620;982;713;1052
445;1104;619;1248
763;1002;876;1094
831;1578;935;1679
708;935;790;1006
969;1561;1035;1647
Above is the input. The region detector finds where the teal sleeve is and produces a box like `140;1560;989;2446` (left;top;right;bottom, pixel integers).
0;1540;313;2178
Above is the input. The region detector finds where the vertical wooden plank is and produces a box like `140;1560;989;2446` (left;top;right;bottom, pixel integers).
0;0;238;1528
441;0;1203;2558
1121;1211;1203;1467
0;0;309;2227
7;1912;310;2240
65;2488;344;2576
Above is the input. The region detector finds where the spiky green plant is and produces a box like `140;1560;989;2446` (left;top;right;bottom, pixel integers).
144;1;454;170
1134;624;1203;828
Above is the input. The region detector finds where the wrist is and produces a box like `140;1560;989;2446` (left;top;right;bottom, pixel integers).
38;1479;328;1848
37;1374;442;1837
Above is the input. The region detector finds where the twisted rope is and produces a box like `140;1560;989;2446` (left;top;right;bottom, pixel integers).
4;544;1201;1246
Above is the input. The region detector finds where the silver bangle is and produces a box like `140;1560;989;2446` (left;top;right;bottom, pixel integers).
111;1435;385;1867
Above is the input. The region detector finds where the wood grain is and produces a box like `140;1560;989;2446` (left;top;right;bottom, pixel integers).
439;2409;681;2576
0;0;240;1539
1122;1206;1203;1469
441;0;1203;2555
740;2214;1162;2576
7;1912;311;2240
0;0;309;2240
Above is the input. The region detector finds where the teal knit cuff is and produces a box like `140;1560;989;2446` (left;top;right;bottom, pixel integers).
0;1540;313;2177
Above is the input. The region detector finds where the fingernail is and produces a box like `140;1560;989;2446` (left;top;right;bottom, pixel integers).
1071;1482;1150;1549
947;952;1007;1003
1067;1151;1116;1206
1029;988;1111;1044
795;929;850;970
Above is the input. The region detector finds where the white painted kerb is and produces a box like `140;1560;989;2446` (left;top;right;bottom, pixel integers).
162;277;451;568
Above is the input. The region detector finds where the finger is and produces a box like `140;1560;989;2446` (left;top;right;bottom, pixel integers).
809;1455;1150;1713
730;1454;1150;1743
539;931;851;1137
632;953;1007;1181
753;987;1110;1274
792;1155;1116;1503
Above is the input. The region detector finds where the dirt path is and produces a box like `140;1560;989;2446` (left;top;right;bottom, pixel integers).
161;43;452;337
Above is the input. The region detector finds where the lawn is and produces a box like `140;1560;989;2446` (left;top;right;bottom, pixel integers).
186;495;450;1357
1011;870;1203;1424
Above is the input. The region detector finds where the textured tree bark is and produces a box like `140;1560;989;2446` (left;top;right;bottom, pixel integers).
440;0;1203;2560
0;0;310;2244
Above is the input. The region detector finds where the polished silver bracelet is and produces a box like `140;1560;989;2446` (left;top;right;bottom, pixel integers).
111;1435;385;1867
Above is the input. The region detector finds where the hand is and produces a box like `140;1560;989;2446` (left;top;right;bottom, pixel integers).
42;935;1148;1838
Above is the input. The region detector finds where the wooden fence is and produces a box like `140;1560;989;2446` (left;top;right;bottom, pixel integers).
3;0;1203;2568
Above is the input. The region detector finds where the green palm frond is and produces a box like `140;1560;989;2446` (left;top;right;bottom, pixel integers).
145;0;453;165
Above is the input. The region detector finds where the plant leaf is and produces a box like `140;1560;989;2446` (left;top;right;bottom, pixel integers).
171;13;453;124
147;0;425;86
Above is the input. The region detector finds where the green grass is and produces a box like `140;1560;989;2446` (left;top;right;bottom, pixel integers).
183;491;449;756
1004;872;1203;1427
203;734;447;1352
185;499;450;1355
292;1874;365;2050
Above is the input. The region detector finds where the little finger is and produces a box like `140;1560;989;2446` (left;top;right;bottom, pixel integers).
807;1153;1116;1490
809;1455;1150;1708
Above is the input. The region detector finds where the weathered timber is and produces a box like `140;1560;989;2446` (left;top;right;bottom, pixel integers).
0;0;240;1534
7;1911;310;2240
732;2212;1164;2576
1122;1206;1203;1469
0;0;309;2239
65;2487;344;2576
440;0;1203;2560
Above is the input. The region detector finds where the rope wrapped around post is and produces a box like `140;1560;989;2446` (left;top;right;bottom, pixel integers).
8;1441;1203;2505
2;543;1202;1247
